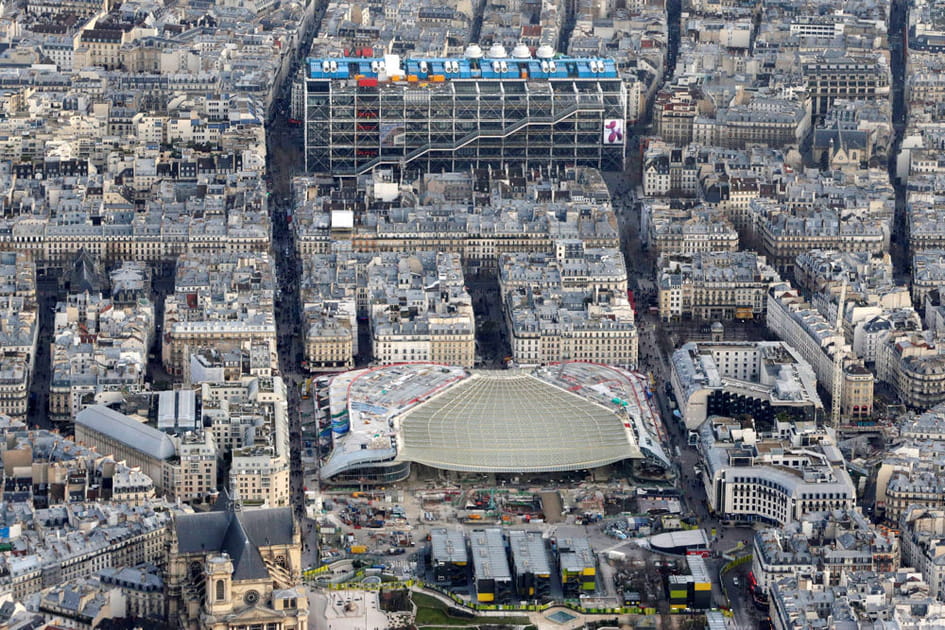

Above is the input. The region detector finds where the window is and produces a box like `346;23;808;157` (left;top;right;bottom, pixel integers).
215;579;225;601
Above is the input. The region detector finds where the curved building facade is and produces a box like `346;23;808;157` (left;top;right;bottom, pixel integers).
697;417;855;527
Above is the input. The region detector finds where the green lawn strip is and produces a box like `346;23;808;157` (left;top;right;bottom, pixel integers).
411;592;531;626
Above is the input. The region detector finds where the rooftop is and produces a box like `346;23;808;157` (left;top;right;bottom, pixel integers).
321;362;645;480
430;528;468;565
307;54;619;82
470;528;511;582
672;341;823;409
397;371;641;472
75;405;176;461
509;530;552;577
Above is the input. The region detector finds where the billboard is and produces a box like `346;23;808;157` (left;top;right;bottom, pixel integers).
603;118;624;145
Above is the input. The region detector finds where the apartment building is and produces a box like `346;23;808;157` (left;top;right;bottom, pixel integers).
162;252;277;377
876;404;945;522
304;320;356;373
901;506;945;601
74;406;218;503
0;418;155;507
25;0;103;17
703;175;766;234
752;509;899;595
499;242;629;296
794;250;895;296
299;243;363;373
73;28;124;70
913;250;945;306
189;365;292;499
876;330;945;410
367;252;475;367
768;571;945;630
748;197;890;275
653;84;701;145
191;371;291;509
0;253;37;421
292;167;620;270
697;417;856;526
641;201;739;255
0;501;170;603
498;242;635;366
800;252;912;345
670;341;822;429
692;98;810;150
0;178;271;267
767;284;874;418
98;566;164;622
50;285;153;421
38;576;130;628
229;446;290;508
908;195;945;254
643;143;700;197
854;308;923;364
657;251;781;321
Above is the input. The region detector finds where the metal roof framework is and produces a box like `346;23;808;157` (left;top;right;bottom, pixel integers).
397;371;641;472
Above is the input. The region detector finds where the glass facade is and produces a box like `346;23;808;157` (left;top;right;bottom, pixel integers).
304;56;628;175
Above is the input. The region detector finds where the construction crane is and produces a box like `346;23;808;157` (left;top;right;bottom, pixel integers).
831;279;847;428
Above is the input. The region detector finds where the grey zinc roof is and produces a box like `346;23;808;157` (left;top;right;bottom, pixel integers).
239;507;296;548
223;513;269;581
99;566;164;590
558;536;595;573
509;530;551;577
470;528;511;582
175;511;230;554
75;405;176;461
430;528;468;564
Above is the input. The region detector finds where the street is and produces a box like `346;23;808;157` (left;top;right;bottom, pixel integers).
264;0;323;567
606;165;761;625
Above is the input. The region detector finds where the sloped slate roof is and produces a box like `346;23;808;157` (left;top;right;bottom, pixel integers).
174;505;295;582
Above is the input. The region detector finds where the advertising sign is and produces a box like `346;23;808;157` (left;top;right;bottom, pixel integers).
603;118;624;145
